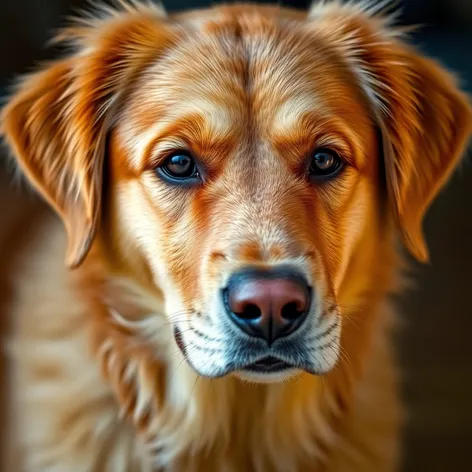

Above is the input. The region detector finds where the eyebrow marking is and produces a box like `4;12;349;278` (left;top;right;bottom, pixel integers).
169;98;234;137
120;98;235;171
272;94;321;133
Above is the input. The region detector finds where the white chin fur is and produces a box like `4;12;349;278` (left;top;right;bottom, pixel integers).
233;368;300;384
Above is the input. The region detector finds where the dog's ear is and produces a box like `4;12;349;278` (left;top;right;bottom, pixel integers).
1;3;171;268
309;3;472;262
377;48;472;262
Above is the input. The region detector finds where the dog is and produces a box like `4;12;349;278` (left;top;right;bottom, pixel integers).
1;1;471;471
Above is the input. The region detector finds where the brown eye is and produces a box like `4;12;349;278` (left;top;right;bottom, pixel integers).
158;152;200;182
309;149;344;179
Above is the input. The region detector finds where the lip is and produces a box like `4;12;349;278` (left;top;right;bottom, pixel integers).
174;326;186;354
243;356;293;373
174;327;302;378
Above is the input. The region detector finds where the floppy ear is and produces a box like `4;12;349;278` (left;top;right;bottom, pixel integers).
377;48;472;262
0;3;171;268
309;3;472;262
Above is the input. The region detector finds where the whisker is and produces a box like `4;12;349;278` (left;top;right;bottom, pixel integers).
167;342;201;382
307;320;338;345
337;303;366;315
190;373;201;399
332;342;350;367
341;315;365;331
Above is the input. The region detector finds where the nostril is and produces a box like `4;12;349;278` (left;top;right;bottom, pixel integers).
236;303;261;320
281;301;305;321
223;288;262;321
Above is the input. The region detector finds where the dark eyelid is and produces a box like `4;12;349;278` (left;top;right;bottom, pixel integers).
155;169;202;187
142;132;193;169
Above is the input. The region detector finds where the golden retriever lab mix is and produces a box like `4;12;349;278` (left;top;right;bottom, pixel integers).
1;1;471;471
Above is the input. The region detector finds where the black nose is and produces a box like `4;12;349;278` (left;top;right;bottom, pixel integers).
223;269;311;346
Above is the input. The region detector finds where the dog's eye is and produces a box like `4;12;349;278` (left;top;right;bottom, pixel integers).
309;149;344;179
158;152;200;182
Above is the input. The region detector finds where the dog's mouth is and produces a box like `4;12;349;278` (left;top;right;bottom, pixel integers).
174;327;294;376
174;327;315;381
243;356;292;373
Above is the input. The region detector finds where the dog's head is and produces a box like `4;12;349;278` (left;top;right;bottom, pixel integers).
2;2;471;383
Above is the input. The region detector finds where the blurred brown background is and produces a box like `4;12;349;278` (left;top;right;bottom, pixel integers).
0;1;471;471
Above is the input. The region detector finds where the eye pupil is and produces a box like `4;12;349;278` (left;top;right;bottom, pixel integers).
159;152;199;180
309;149;343;179
168;154;192;174
314;153;333;169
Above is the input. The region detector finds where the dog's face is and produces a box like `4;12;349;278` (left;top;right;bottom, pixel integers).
2;3;471;383
107;12;381;381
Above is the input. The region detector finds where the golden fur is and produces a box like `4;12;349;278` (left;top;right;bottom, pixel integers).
1;1;471;471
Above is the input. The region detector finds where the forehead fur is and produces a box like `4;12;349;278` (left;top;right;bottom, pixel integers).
118;3;377;171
